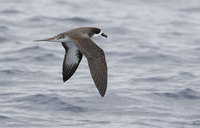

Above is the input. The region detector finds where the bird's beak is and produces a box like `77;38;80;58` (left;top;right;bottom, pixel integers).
101;33;107;38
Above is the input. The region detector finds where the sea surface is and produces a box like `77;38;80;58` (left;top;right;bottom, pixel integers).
0;0;200;128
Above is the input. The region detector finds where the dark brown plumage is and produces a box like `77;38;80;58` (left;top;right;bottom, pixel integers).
68;36;107;97
34;27;108;97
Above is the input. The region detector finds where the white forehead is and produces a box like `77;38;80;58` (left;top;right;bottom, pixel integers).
92;30;102;38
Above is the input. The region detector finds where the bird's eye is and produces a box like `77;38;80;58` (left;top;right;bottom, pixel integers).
93;28;101;34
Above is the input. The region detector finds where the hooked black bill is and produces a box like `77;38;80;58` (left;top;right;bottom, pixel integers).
101;33;107;38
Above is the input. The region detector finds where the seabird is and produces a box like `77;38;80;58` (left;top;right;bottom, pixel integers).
34;27;108;97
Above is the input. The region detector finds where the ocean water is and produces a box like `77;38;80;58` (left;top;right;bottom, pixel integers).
0;0;200;127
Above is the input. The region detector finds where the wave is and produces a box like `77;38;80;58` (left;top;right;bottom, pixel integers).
153;88;200;100
181;7;200;13
0;9;20;14
28;16;92;23
0;26;9;31
18;46;47;53
0;115;10;120
16;94;85;113
0;36;9;42
0;69;27;75
29;53;60;62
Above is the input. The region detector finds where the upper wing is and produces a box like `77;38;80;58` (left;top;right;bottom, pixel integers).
68;36;107;97
62;42;83;82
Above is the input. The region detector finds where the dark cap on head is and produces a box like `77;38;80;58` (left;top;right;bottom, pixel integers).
88;28;100;37
89;28;107;38
92;28;101;34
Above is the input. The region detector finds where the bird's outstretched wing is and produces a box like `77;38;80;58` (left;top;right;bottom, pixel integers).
61;42;83;82
68;35;107;97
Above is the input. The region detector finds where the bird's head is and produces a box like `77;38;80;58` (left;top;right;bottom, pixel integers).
90;28;107;38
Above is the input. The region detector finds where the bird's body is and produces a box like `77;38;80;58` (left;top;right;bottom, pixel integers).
34;27;108;97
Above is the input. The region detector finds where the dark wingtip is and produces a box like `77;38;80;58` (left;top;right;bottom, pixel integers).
100;92;105;97
63;77;68;82
99;89;106;97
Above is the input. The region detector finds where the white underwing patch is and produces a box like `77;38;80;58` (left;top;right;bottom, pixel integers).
64;41;79;64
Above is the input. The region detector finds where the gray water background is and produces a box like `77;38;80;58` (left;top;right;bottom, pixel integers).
0;0;200;127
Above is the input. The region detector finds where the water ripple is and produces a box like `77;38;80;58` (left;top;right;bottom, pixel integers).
18;46;47;53
28;16;92;23
0;115;10;120
0;0;200;127
153;88;200;100
0;36;9;42
0;26;9;31
16;94;86;113
0;9;20;14
181;7;200;13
